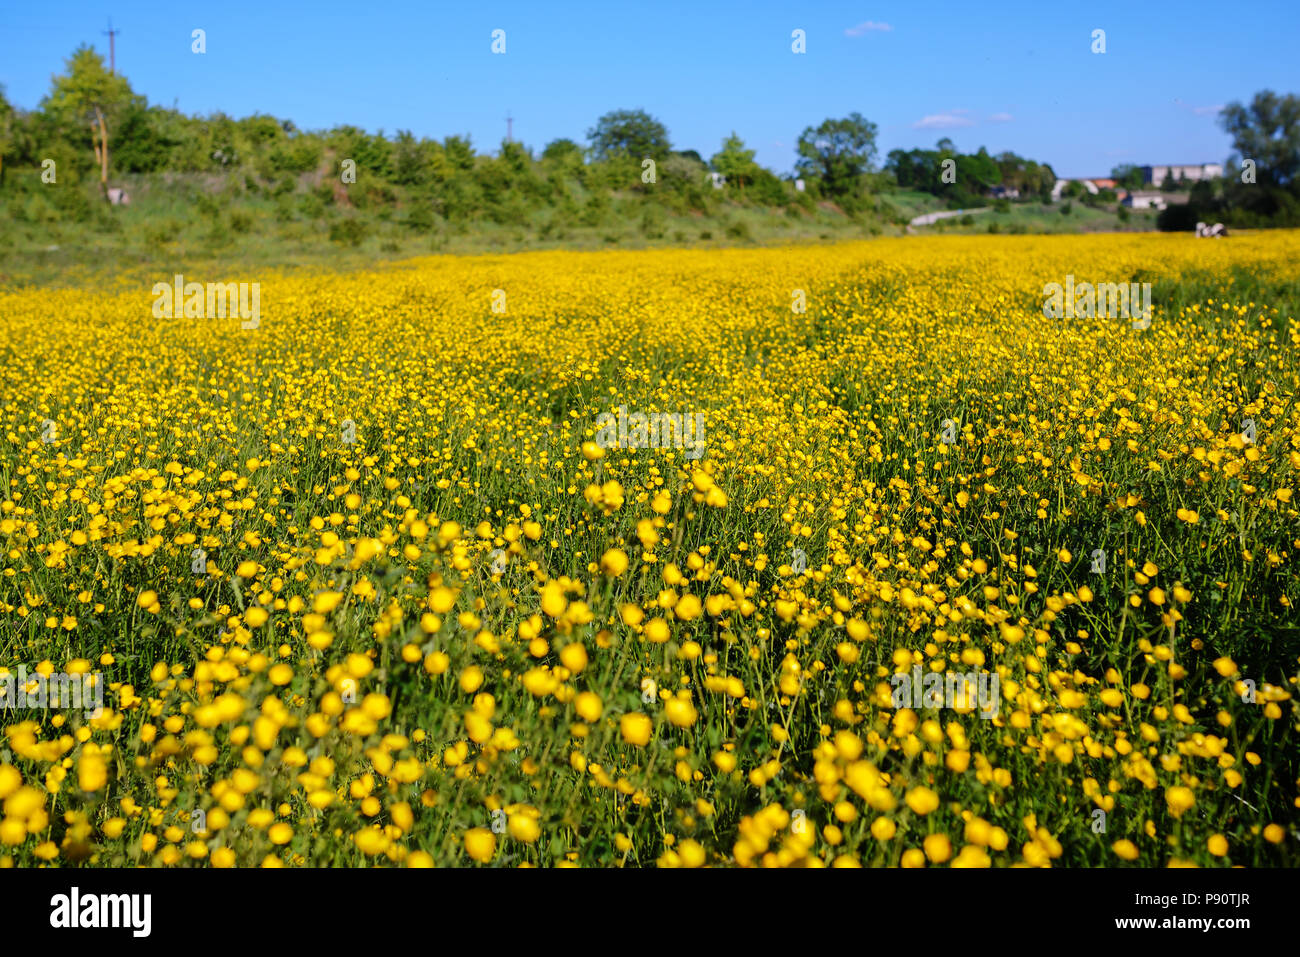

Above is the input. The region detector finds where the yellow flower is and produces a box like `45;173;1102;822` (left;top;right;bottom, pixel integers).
1165;786;1195;818
541;583;567;618
1111;839;1140;861
559;643;588;673
575;691;603;722
508;814;541;843
923;833;952;863
664;696;699;728
905;786;940;816
464;827;496;862
620;712;653;746
313;591;345;614
600;548;629;576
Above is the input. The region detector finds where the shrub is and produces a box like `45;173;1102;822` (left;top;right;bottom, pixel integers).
724;218;751;241
639;206;666;239
329;218;367;246
406;201;435;231
298;193;327;220
1156;203;1201;232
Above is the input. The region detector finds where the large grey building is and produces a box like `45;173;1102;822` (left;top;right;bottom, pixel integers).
1141;163;1224;185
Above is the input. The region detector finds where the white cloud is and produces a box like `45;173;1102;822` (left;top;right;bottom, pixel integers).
988;112;1013;123
1192;104;1224;116
913;113;975;130
845;21;892;36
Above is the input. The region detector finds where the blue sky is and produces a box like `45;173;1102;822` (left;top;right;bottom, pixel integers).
2;0;1297;177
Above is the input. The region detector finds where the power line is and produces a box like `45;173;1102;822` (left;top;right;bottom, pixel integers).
102;18;121;74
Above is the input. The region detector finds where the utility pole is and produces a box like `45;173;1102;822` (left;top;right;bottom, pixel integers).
103;18;120;74
505;111;513;144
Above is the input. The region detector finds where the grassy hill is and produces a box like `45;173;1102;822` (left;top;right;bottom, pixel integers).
0;167;1157;287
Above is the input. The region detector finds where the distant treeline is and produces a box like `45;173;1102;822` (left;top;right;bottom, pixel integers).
0;45;1061;223
1;46;1296;232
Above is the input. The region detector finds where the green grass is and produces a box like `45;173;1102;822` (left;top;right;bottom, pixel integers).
0;170;1166;288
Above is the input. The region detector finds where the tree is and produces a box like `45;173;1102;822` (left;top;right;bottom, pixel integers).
955;145;999;193
0;86;13;185
795;113;879;198
993;151;1055;199
391;130;434;186
112;102;180;173
711;132;759;190
1110;163;1144;191
1220;91;1300;189
542;138;584;166
442;135;476;172
328;125;393;180
586;109;670;162
41;45;137;199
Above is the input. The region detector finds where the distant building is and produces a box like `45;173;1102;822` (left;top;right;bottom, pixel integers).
795;178;806;192
988;185;1020;199
1087;178;1117;190
1122;191;1167;210
1141;163;1223;185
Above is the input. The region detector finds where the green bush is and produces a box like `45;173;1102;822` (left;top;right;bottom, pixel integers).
298;193;327;220
329;217;367;246
53;184;97;223
639;206;666;238
194;193;223;219
1156;203;1200;232
724;218;751;241
405;201;435;231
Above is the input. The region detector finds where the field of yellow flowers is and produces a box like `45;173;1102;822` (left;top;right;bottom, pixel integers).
0;232;1297;868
